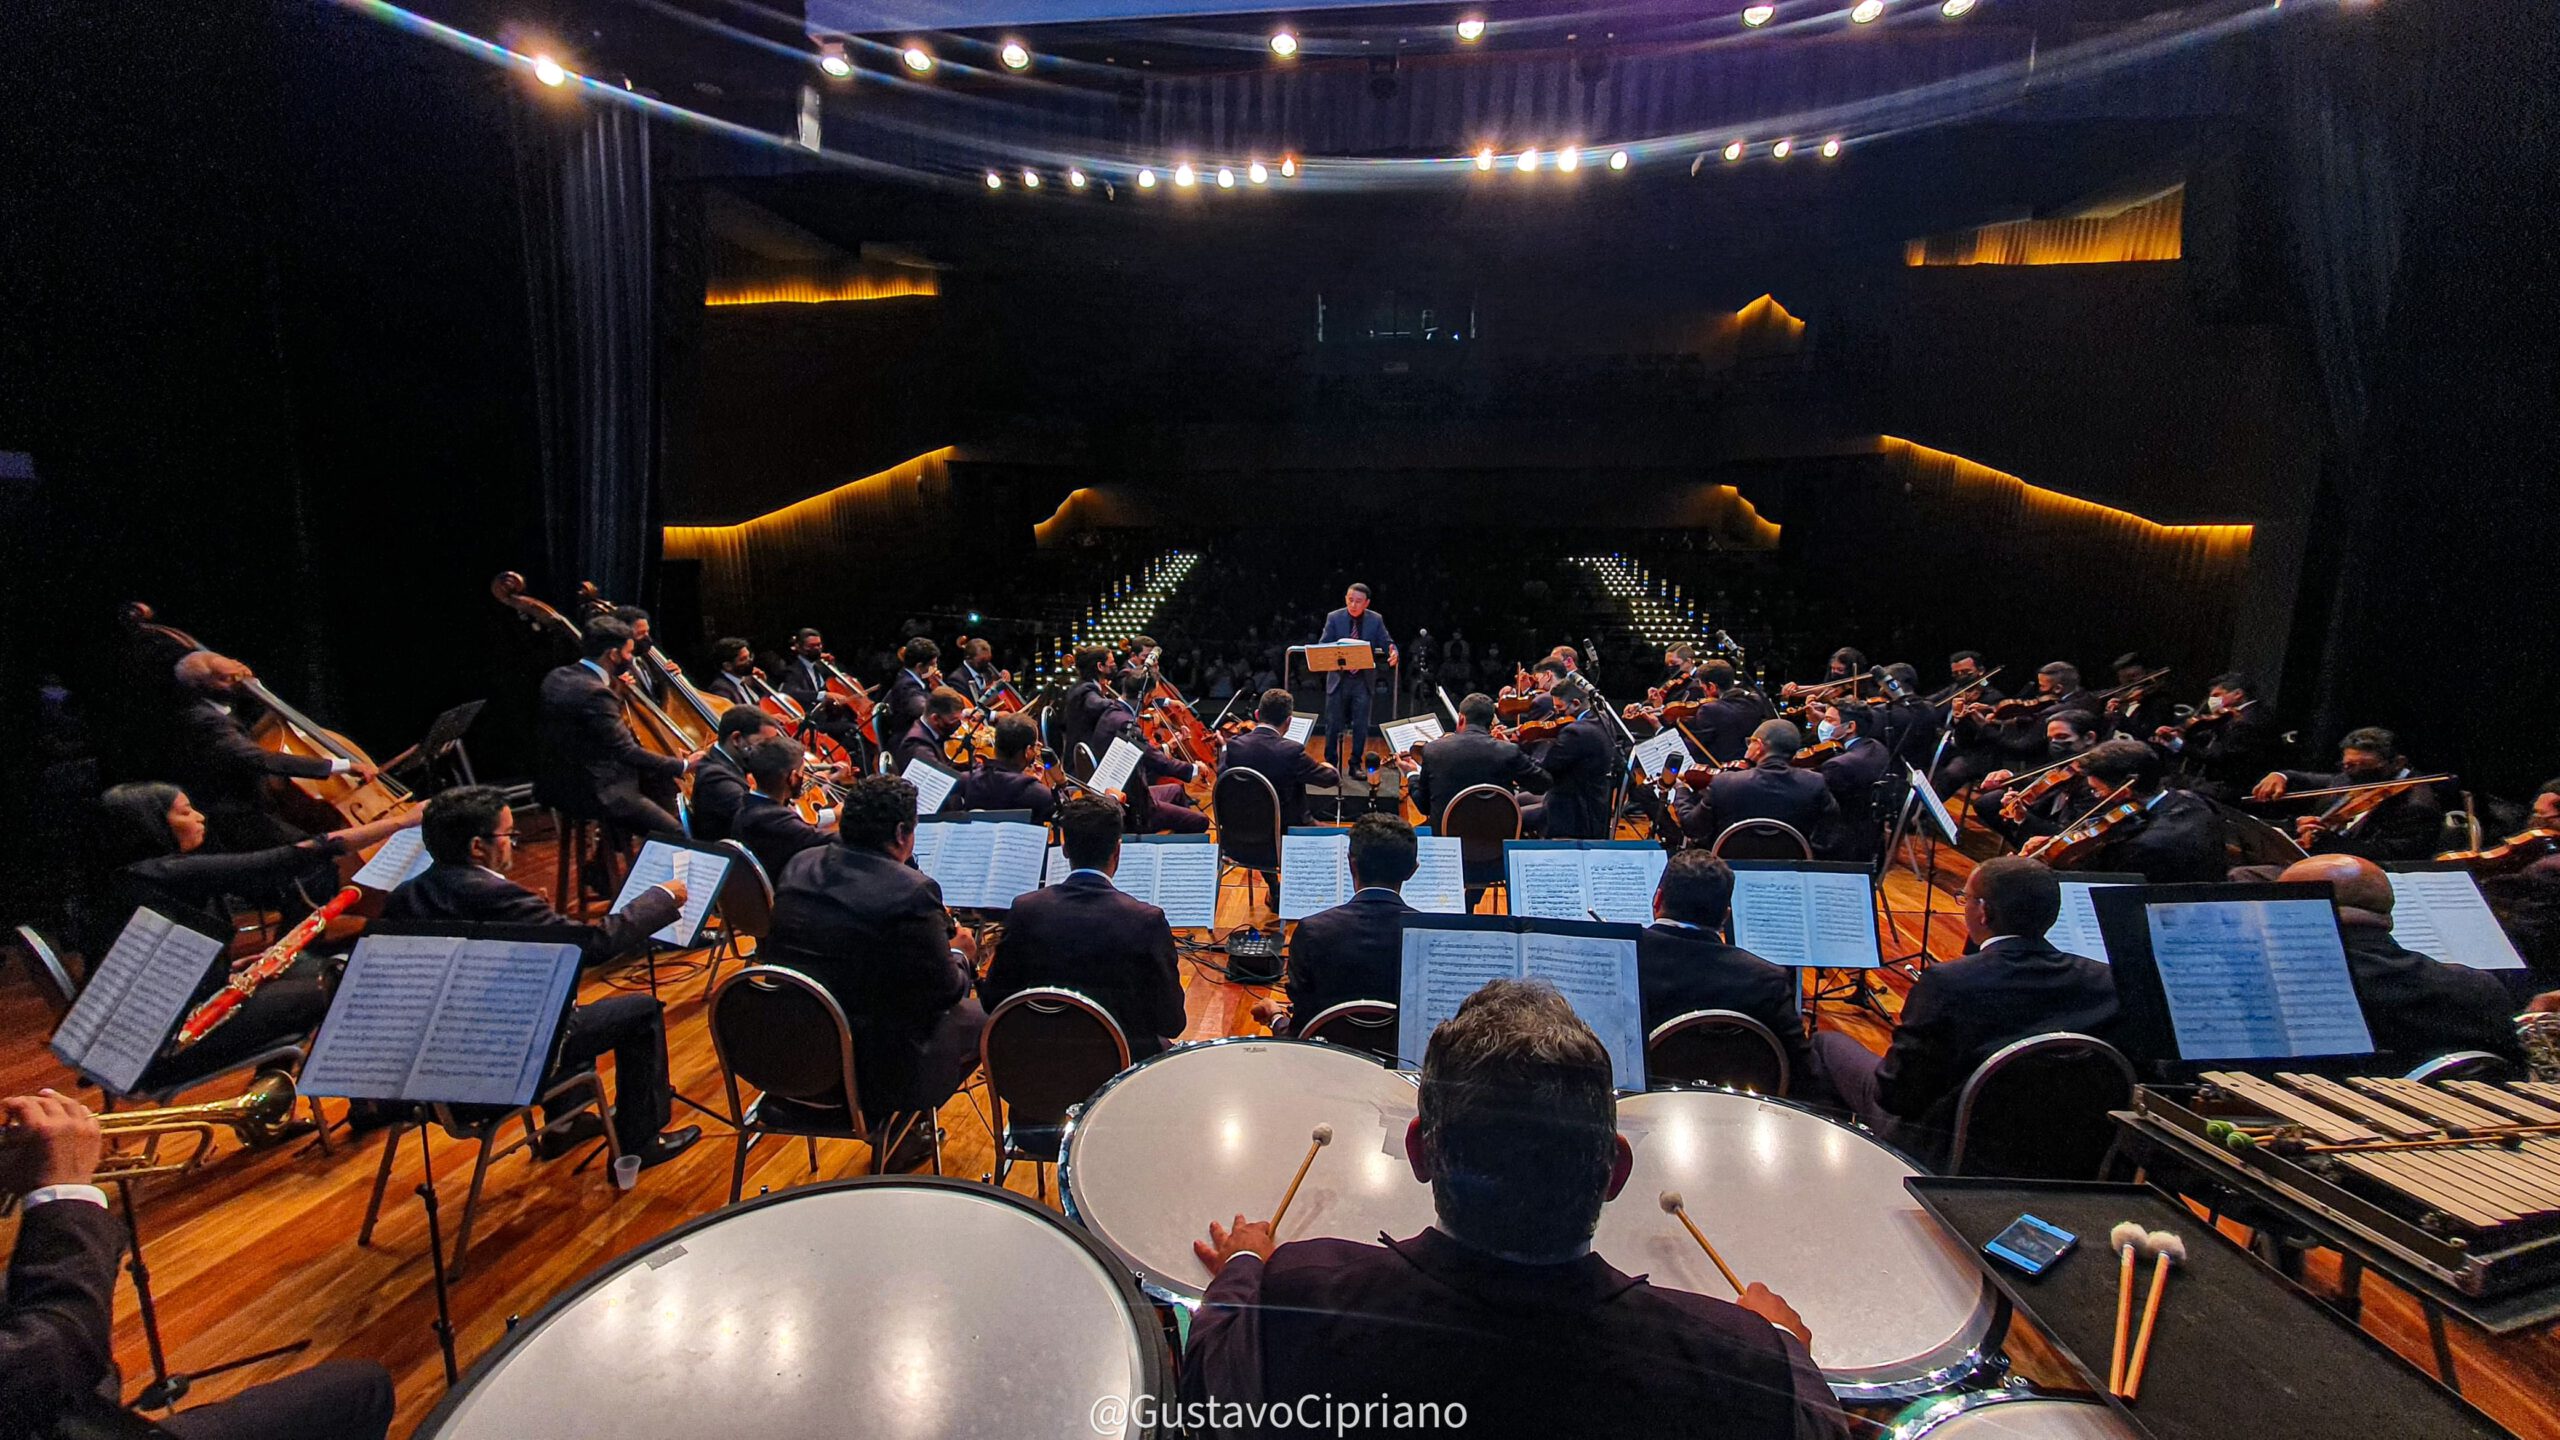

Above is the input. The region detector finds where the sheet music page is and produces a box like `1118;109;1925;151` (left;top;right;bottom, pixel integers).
916;822;997;908
1401;836;1467;914
1278;832;1351;920
1521;929;1646;1089
2048;881;2129;962
1505;844;1591;921
1908;765;1960;842
2388;870;2528;971
55;910;227;1094
1043;845;1070;887
1804;871;1882;969
300;933;461;1100
1380;715;1445;755
613;841;726;947
1728;868;1814;968
1145;840;1221;929
1089;737;1144;798
352;827;432;892
1628;728;1689;782
984;823;1050;909
2146;899;2372;1059
1397;923;1525;1067
1107;843;1162;906
900;757;961;815
1285;714;1317;745
405;939;583;1107
909;822;951;877
1581;846;1668;926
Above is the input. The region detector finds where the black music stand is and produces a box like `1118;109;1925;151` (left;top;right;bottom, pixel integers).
386;699;487;790
120;1175;314;1410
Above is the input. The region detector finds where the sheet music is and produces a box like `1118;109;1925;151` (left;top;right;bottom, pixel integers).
985;823;1050;910
1278;832;1351;920
1628;728;1690;782
1402;836;1467;915
1804;870;1882;969
1436;686;1462;725
1520;930;1646;1089
612;840;729;947
1380;715;1445;755
915;822;996;907
1090;736;1143;798
1581;846;1668;926
1506;844;1593;921
909;822;950;876
1137;839;1220;929
302;933;583;1107
900;757;961;815
1908;764;1960;842
1285;714;1317;745
52;909;226;1095
351;826;432;892
1728;866;1880;970
1398;924;1524;1067
1107;843;1160;903
2048;880;2132;962
1043;845;1071;886
2387;870;2527;971
299;934;456;1100
2145;897;2373;1060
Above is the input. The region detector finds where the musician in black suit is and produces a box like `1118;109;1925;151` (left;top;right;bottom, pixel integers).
2103;652;2173;740
1639;853;1810;1088
1873;662;1943;767
164;650;363;850
981;795;1186;1057
1519;674;1616;840
2281;855;2525;1070
951;637;1010;705
688;705;778;844
733;736;833;876
1813;856;2117;1164
1268;814;1415;1033
1185;980;1848;1440
949;716;1056;824
2041;739;2225;883
1403;693;1548;830
1810;699;1893;861
0;1091;398;1440
1973;709;2101;849
1220;688;1338;829
767;776;983;1167
1094;671;1210;835
610;605;666;707
534;615;697;840
1056;646;1115;777
2156;672;2285;801
777;627;873;769
883;637;941;748
2253;726;2445;863
1930;650;2008;795
704;636;760;709
1681;661;1765;766
1315;583;1398;774
891;686;970;777
1676;719;1838;853
383;786;701;1167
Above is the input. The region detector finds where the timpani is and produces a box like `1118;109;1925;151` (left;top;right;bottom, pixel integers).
1059;1037;1438;1306
1597;1089;2007;1402
415;1177;1168;1438
1890;1391;2142;1439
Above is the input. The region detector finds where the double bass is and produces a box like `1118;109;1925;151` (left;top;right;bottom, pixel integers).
489;573;692;761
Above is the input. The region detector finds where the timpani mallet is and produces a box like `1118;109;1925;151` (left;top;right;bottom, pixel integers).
1269;1124;1334;1232
2107;1222;2150;1395
1658;1191;1746;1296
2119;1230;2187;1402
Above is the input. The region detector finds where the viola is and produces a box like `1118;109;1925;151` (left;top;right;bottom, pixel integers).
2435;826;2560;875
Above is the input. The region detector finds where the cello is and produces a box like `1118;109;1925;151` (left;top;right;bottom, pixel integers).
746;671;854;769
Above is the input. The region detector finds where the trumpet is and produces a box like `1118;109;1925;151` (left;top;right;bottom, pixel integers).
3;1071;298;1198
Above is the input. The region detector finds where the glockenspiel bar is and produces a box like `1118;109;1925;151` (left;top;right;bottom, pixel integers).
2281;1074;2438;1140
2202;1071;2378;1145
2351;1078;2514;1134
2447;1081;2560;1126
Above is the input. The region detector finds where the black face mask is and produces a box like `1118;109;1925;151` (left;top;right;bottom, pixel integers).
2049;740;2083;758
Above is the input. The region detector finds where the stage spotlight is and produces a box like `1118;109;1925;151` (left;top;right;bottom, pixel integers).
1475;146;1495;171
1217;166;1236;188
1942;0;1975;12
1070;167;1088;187
1457;16;1485;41
1609;149;1630;170
1022;169;1041;188
1771;139;1792;158
1851;0;1884;20
1249;160;1269;182
901;44;935;73
1742;4;1776;24
1175;163;1196;186
1517;147;1539;171
1001;40;1032;69
1138;167;1157;188
533;53;568;87
1558;146;1580;172
1821;138;1842;157
1270;30;1299;56
1723;139;1745;161
817;40;852;78
985;171;1003;188
1281;157;1297;177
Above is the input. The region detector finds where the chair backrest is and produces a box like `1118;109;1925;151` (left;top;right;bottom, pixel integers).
1710;819;1813;860
10;925;81;1020
715;840;777;939
1076;743;1099;778
1948;1032;2136;1179
1211;768;1284;871
709;964;863;1117
1443;785;1522;885
2404;1050;2514;1082
1645;1009;1790;1095
980;987;1131;1135
1296;1000;1401;1060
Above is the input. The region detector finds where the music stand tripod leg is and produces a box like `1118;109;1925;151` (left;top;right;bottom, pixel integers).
412;1119;463;1387
121;1178;314;1411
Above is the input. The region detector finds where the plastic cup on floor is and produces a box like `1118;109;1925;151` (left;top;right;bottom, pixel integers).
613;1154;641;1191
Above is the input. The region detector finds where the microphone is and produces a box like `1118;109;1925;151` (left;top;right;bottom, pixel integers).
1581;636;1600;668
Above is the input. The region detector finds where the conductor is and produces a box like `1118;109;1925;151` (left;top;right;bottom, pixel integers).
1316;582;1398;774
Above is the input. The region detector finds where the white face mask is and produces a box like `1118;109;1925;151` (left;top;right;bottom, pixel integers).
2206;694;2227;713
1816;720;1840;742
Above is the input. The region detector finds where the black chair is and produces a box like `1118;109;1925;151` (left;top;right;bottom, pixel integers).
1296;1000;1400;1061
1443;784;1522;904
698;840;775;1000
1710;819;1813;861
9;925;80;1019
1645;1009;1791;1095
978;986;1130;1199
1211;767;1284;912
707;964;941;1203
1946;1032;2136;1179
2405;1050;2514;1082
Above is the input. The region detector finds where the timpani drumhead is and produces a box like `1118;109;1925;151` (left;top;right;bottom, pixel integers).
1060;1037;1438;1305
416;1177;1165;1439
1892;1393;2141;1438
1597;1090;2001;1402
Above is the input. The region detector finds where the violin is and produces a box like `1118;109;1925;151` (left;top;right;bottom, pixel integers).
1998;754;2085;823
1499;715;1571;746
2292;774;2454;841
1788;739;1844;769
1963;692;2061;724
2435;826;2560;875
2021;781;2145;868
491;573;693;761
2166;698;2253;740
2095;667;2172;712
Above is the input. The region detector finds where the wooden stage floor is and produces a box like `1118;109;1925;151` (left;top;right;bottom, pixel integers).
3;807;2554;1438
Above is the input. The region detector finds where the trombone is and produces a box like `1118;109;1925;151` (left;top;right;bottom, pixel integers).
2;1071;298;1206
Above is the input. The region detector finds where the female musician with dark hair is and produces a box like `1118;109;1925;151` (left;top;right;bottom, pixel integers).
86;783;415;1089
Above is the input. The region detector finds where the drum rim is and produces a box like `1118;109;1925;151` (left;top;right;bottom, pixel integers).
1887;1388;2127;1439
1058;1035;1415;1306
413;1174;1171;1438
1613;1086;2011;1403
